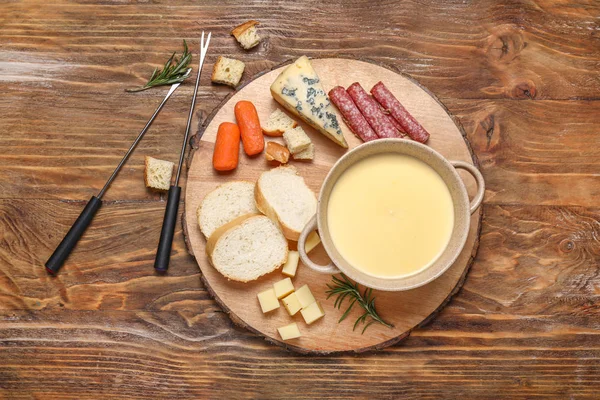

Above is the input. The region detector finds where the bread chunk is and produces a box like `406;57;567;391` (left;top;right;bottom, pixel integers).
144;156;173;191
231;20;261;50
211;56;245;88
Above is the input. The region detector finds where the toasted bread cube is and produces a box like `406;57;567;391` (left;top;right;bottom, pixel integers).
257;288;279;313
283;126;311;154
295;284;316;309
273;277;295;299
292;143;314;161
282;250;299;277
263;109;298;136
144;156;174;191
211;56;245;88
277;323;301;340
300;301;325;325
231;20;261;50
265;141;290;164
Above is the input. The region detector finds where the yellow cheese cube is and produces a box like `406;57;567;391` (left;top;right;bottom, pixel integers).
282;250;299;277
295;284;316;309
300;301;325;325
257;288;279;313
282;292;302;316
273;277;295;299
305;231;321;253
277;323;301;340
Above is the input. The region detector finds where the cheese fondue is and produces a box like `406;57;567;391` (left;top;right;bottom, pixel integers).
327;153;454;279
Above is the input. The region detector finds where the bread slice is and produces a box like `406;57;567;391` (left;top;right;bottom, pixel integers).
206;214;288;282
262;109;298;136
197;181;258;239
255;165;317;241
231;20;261;50
283;126;311;154
292;143;314;160
144;156;174;191
211;56;245;88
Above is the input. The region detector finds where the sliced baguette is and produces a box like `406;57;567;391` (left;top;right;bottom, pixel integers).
197;181;258;239
255;165;317;241
206;214;288;282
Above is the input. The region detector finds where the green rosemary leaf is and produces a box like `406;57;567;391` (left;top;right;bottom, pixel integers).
339;298;357;323
362;320;376;334
328;274;393;334
126;40;192;93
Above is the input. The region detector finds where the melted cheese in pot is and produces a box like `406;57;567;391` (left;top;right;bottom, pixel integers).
327;153;454;278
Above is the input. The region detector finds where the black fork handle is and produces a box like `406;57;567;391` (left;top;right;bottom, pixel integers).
154;185;181;273
45;196;102;274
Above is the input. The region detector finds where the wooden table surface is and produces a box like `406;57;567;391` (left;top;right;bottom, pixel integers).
1;1;599;398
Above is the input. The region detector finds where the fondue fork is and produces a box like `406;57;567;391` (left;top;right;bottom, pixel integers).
153;31;211;273
45;82;183;275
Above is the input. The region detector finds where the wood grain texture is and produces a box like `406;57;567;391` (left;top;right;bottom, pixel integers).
1;0;599;397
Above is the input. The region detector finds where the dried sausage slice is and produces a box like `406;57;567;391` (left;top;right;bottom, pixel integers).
346;82;400;139
371;81;430;143
329;86;378;142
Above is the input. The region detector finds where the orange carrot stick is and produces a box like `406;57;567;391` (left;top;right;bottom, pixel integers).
212;122;240;171
234;100;264;156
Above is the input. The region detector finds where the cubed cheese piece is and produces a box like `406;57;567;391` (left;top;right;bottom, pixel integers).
270;56;348;148
295;284;316;309
305;231;321;253
283;126;311;154
277;323;301;340
257;288;279;313
273;277;295;299
281;292;302;316
282;250;299;277
300;301;325;325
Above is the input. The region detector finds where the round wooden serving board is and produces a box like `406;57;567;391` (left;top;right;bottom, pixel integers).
184;58;482;354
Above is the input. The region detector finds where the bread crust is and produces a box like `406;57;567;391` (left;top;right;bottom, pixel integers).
231;20;259;40
143;156;151;188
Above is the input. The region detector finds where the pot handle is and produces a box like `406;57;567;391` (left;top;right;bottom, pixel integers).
451;161;485;214
298;215;340;274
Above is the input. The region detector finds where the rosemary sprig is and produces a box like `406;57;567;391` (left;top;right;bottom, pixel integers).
326;274;394;334
126;40;192;92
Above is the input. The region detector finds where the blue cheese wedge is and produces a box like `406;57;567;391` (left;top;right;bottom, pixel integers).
270;56;348;148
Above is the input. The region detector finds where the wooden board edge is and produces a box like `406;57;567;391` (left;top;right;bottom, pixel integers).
182;57;484;354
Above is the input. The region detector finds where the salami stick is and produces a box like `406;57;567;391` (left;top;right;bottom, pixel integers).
347;82;400;139
377;100;404;134
329;86;378;142
371;81;430;143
